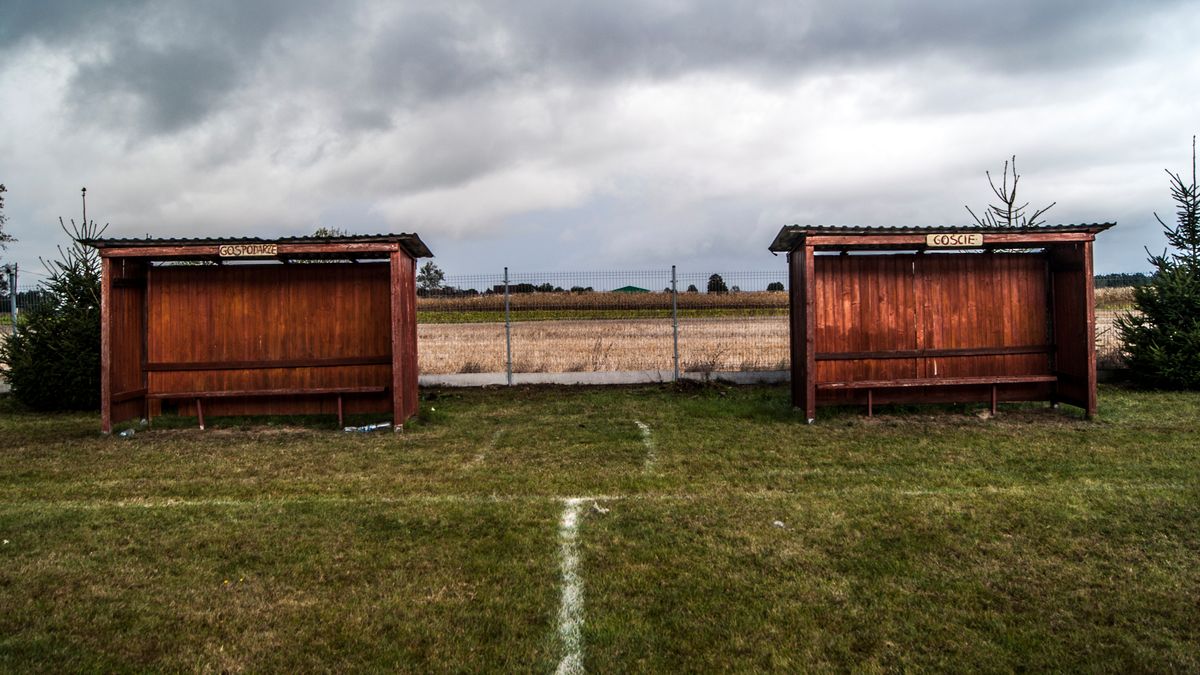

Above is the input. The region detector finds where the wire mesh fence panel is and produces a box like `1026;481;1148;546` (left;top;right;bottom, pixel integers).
417;273;510;375
2;285;54;332
676;271;790;373
1095;309;1129;369
0;292;8;332
504;270;674;374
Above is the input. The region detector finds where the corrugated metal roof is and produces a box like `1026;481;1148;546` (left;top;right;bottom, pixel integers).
82;233;433;258
768;223;1115;252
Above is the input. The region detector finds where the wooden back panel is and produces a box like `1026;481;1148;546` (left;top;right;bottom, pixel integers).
146;263;393;416
814;254;919;384
919;253;1050;378
813;252;1052;397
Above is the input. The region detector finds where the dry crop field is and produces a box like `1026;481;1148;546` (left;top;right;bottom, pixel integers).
419;316;790;375
1;385;1197;671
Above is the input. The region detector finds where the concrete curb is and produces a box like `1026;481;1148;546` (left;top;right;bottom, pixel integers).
418;370;790;387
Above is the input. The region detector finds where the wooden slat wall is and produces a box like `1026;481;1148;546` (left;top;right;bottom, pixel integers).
146;263;394;418
815;254;919;388
810;252;1054;408
1049;243;1096;415
106;260;148;429
389;251;420;423
920;253;1050;379
789;246;816;419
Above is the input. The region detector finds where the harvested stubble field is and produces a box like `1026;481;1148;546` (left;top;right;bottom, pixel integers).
1;385;1197;671
419;316;790;374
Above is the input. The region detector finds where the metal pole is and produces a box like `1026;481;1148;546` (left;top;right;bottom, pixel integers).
671;265;679;382
504;267;513;386
9;264;17;337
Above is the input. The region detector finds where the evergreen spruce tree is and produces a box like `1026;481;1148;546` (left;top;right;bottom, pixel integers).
0;217;106;410
1117;137;1200;388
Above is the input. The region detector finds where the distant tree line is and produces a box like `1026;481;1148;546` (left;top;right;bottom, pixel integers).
1094;273;1153;288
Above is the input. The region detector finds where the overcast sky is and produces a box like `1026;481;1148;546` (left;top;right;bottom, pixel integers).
2;0;1198;283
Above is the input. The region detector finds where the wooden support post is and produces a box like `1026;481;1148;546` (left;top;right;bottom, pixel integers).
337;395;344;428
100;257;113;434
802;244;817;422
389;251;405;430
196;399;205;430
867;389;873;417
1083;240;1098;420
991;385;998;417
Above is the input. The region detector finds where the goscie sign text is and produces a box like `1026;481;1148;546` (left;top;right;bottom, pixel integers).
218;243;278;258
925;233;984;248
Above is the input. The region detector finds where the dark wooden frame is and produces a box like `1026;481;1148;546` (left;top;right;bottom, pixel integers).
771;225;1113;421
89;235;431;433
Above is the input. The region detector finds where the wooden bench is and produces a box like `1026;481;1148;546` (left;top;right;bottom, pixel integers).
816;375;1057;416
147;386;388;429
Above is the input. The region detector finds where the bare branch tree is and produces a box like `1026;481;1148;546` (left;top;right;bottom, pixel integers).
965;156;1056;228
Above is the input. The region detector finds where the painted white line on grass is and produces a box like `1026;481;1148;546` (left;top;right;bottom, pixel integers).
469;430;502;466
634;420;656;472
556;497;586;675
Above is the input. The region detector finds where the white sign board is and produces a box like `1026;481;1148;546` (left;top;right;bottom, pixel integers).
925;233;984;248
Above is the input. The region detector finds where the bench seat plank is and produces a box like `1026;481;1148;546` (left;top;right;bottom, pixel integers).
816;375;1056;391
147;386;387;400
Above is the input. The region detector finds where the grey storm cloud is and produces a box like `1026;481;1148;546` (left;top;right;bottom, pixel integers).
4;0;1185;138
0;0;1197;278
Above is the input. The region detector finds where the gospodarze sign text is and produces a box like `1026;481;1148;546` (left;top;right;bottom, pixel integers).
925;233;984;248
218;243;278;257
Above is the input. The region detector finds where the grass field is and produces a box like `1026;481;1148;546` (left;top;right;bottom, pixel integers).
1;384;1197;671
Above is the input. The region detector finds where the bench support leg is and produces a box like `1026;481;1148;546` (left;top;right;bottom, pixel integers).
196;398;205;431
867;389;873;418
990;385;997;417
337;395;344;428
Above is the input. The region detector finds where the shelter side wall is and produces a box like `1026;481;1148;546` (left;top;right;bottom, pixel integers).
108;260;147;427
145;263;393;418
393;252;419;421
787;247;815;416
1049;243;1096;412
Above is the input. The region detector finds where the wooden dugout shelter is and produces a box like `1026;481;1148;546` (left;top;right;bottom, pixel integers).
84;234;433;433
769;224;1114;421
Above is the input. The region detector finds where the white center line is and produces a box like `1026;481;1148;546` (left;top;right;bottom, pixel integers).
470;429;502;466
634;420;656;472
556;497;586;675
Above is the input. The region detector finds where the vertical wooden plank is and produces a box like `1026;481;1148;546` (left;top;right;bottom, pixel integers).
100;257;114;434
389;251;405;428
913;254;926;378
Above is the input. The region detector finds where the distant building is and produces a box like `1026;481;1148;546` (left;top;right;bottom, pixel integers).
612;285;650;293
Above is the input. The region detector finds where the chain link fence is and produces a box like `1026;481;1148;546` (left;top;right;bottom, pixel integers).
418;268;786;382
1;284;53;335
1095;310;1128;370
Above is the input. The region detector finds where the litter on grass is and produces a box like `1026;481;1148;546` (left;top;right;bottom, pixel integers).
344;422;392;433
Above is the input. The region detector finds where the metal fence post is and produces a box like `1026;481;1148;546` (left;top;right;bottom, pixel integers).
504;267;513;386
671;265;679;382
8;264;17;337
